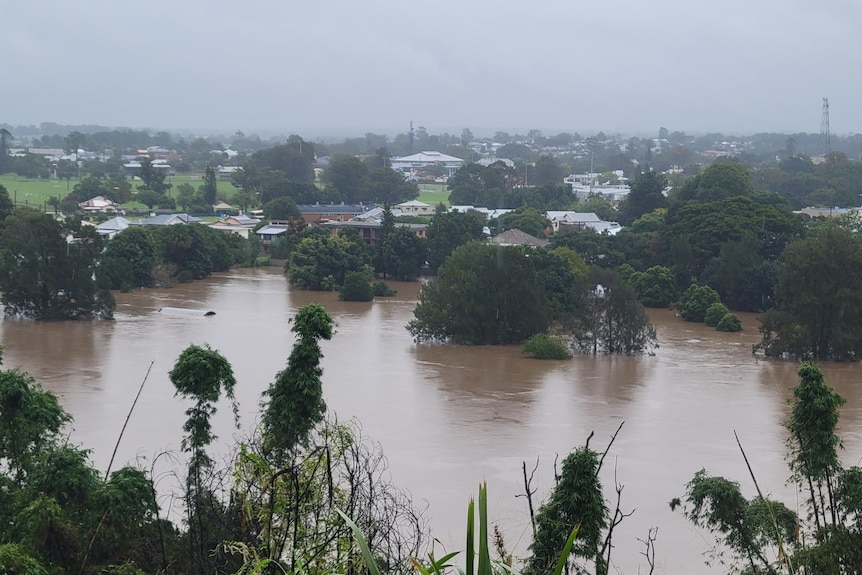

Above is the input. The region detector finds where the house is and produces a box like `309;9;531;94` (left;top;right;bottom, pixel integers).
217;166;241;181
95;216;131;240
209;214;261;239
546;211;622;235
389;151;464;177
129;213;202;226
255;224;289;251
79;195;125;215
319;220;428;246
395;200;433;215
489;228;549;248
212;201;238;215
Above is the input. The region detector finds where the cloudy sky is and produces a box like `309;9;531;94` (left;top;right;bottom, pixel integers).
2;0;860;138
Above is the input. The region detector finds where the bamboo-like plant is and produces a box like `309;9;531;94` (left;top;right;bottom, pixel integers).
338;482;579;575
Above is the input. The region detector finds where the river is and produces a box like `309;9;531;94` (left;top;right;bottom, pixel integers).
2;266;861;574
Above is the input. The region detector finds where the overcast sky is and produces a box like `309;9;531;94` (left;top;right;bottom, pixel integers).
2;0;860;139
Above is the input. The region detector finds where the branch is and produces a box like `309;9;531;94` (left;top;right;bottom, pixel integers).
636;527;658;575
515;457;540;538
597;421;625;477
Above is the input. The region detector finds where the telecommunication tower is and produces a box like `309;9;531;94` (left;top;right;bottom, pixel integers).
409;121;414;154
820;97;831;155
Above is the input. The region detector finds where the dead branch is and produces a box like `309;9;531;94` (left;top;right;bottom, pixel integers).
636;527;658;575
597;421;625;477
515;457;540;538
600;459;635;569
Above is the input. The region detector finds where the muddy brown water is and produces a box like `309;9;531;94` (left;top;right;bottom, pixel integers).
2;267;861;574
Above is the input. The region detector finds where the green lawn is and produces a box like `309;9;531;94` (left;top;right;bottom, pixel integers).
0;173;238;210
417;187;450;208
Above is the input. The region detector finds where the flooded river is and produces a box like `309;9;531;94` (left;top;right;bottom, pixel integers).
2;267;861;573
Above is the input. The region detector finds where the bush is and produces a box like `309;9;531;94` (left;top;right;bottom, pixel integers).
522;333;572;360
177;270;194;283
372;281;396;297
254;255;271;267
704;302;730;327
679;284;721;322
339;271;373;301
716;313;743;332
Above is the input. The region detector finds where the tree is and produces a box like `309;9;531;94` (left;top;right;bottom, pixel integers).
678;284;721;322
288;232;371;291
492;207;550;238
0;208;114;320
703;302;730;327
0;184;14;222
758;225;862;360
0;128;11;174
634;265;677;308
263;196;301;220
407;242;551;344
321;154;368;202
137;157;171;194
98;227;158;289
176;182;197;211
426;210;484;272
386;226;427;281
374;204;396;279
530;155;561;186
262;303;334;458
577;268;657;355
169;343;239;575
155;224;213;280
339;269;374;301
201;166;217;206
619;171;667;225
673;363;862;572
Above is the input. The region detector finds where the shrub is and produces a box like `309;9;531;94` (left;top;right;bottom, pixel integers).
372;281;396;297
254;255;271;267
679;284;721;322
716;313;743;332
704;302;730;327
176;270;194;283
522;333;572;360
339;271;373;301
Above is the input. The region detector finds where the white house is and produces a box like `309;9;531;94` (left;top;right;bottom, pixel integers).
395;200;433;215
389;151;464;177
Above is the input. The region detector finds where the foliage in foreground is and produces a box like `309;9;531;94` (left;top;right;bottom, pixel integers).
672;362;862;572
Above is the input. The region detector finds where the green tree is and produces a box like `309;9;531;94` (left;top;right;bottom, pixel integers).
407;241;550;344
524;445;608;575
288;232;371;291
386;226;427;281
176;182;196;211
263;196;301;220
619;170;667;225
373;204;396;278
703;302;730;327
339;269;374;301
321;154;368;202
262;303;334;458
634;265;677;308
0;208;114;320
0;184;14;222
577;268;657;355
98;227;158;289
0;128;12;174
169;344;239;575
426;210;484;272
201;165;217;206
678;284;721;323
715;313;742;332
492;206;550;238
154;224;213;280
758;225;862;360
137;157;171;194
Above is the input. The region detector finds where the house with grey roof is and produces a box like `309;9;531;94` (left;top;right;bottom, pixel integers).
95;216;131;240
489;228;549;248
130;213;202;226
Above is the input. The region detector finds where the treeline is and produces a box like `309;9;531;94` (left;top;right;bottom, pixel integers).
0;183;254;319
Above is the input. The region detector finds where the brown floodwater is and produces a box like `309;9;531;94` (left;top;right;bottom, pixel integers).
2;267;861;574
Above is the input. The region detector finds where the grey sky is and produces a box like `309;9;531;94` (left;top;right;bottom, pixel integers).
2;0;860;138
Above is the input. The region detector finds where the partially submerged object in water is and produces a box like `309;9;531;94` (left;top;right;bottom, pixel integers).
158;307;216;317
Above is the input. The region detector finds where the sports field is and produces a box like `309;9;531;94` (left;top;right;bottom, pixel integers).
0;173;238;210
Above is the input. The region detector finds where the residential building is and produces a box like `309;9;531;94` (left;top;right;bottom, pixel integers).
79;195;125;215
489;228;549;248
389;151;464;177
